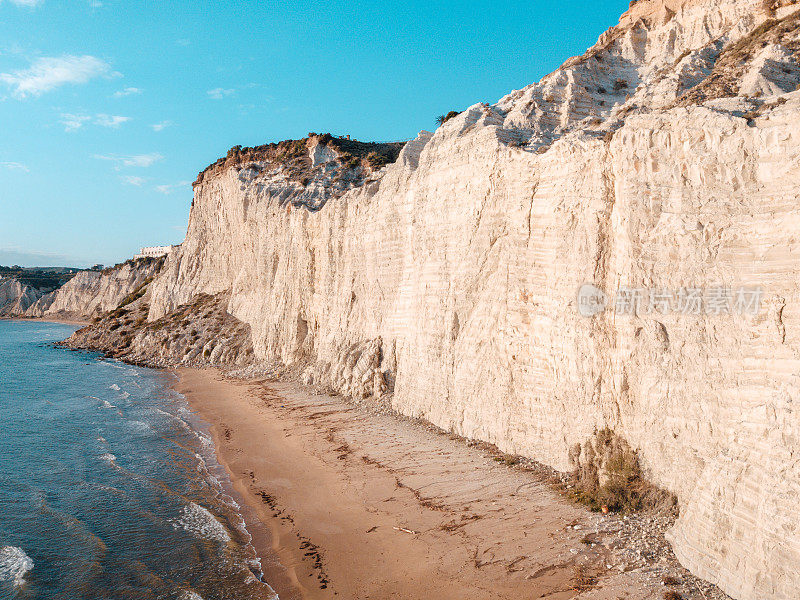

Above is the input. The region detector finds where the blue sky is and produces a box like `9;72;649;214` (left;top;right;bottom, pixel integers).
0;0;628;267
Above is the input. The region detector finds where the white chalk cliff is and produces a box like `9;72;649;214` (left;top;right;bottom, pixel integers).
146;1;800;598
24;258;163;321
0;278;42;316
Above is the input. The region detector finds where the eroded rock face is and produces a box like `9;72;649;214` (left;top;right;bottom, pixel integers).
0;278;42;316
65;291;254;368
26;257;163;321
145;2;800;598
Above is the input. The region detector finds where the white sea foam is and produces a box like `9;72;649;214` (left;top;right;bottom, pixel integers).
180;592;204;600
203;470;222;490
109;384;121;391
194;455;222;490
128;420;152;434
99;453;117;465
221;493;241;511
171;503;231;543
102;400;115;409
196;431;213;449
118;391;130;399
151;407;186;428
0;546;33;587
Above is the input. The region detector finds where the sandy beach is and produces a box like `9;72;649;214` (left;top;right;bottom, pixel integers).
173;368;675;600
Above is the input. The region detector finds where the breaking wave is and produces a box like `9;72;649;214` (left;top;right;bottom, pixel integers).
0;546;33;587
171;503;231;543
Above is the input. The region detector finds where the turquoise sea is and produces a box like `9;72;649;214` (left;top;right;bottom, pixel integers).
0;320;277;600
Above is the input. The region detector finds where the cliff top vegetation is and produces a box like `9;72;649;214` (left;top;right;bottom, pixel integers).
194;134;406;187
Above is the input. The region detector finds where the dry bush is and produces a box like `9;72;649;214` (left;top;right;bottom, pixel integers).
436;110;461;126
569;428;677;513
573;565;597;591
493;454;520;466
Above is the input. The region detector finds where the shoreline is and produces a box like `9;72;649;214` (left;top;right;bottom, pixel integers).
172;367;682;600
5;316;90;327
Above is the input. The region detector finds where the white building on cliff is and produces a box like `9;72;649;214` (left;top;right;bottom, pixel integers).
134;245;180;260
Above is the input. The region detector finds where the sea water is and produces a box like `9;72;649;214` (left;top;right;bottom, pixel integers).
0;320;277;600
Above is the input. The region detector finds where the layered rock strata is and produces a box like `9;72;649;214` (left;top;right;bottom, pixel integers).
71;2;800;598
25;257;164;321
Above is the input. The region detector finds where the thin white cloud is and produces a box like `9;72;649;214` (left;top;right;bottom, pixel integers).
95;114;130;128
60;113;92;131
60;113;130;131
0;55;112;98
175;39;191;47
150;120;173;132
7;0;43;7
0;161;29;172
207;87;234;100
121;175;146;186
156;180;191;194
113;86;141;98
94;153;164;168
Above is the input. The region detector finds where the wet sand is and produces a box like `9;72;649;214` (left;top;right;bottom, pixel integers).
174;367;663;600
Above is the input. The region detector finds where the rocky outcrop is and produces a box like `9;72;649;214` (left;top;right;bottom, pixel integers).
74;1;800;598
65;291;254;368
26;257;164;321
192;135;404;211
